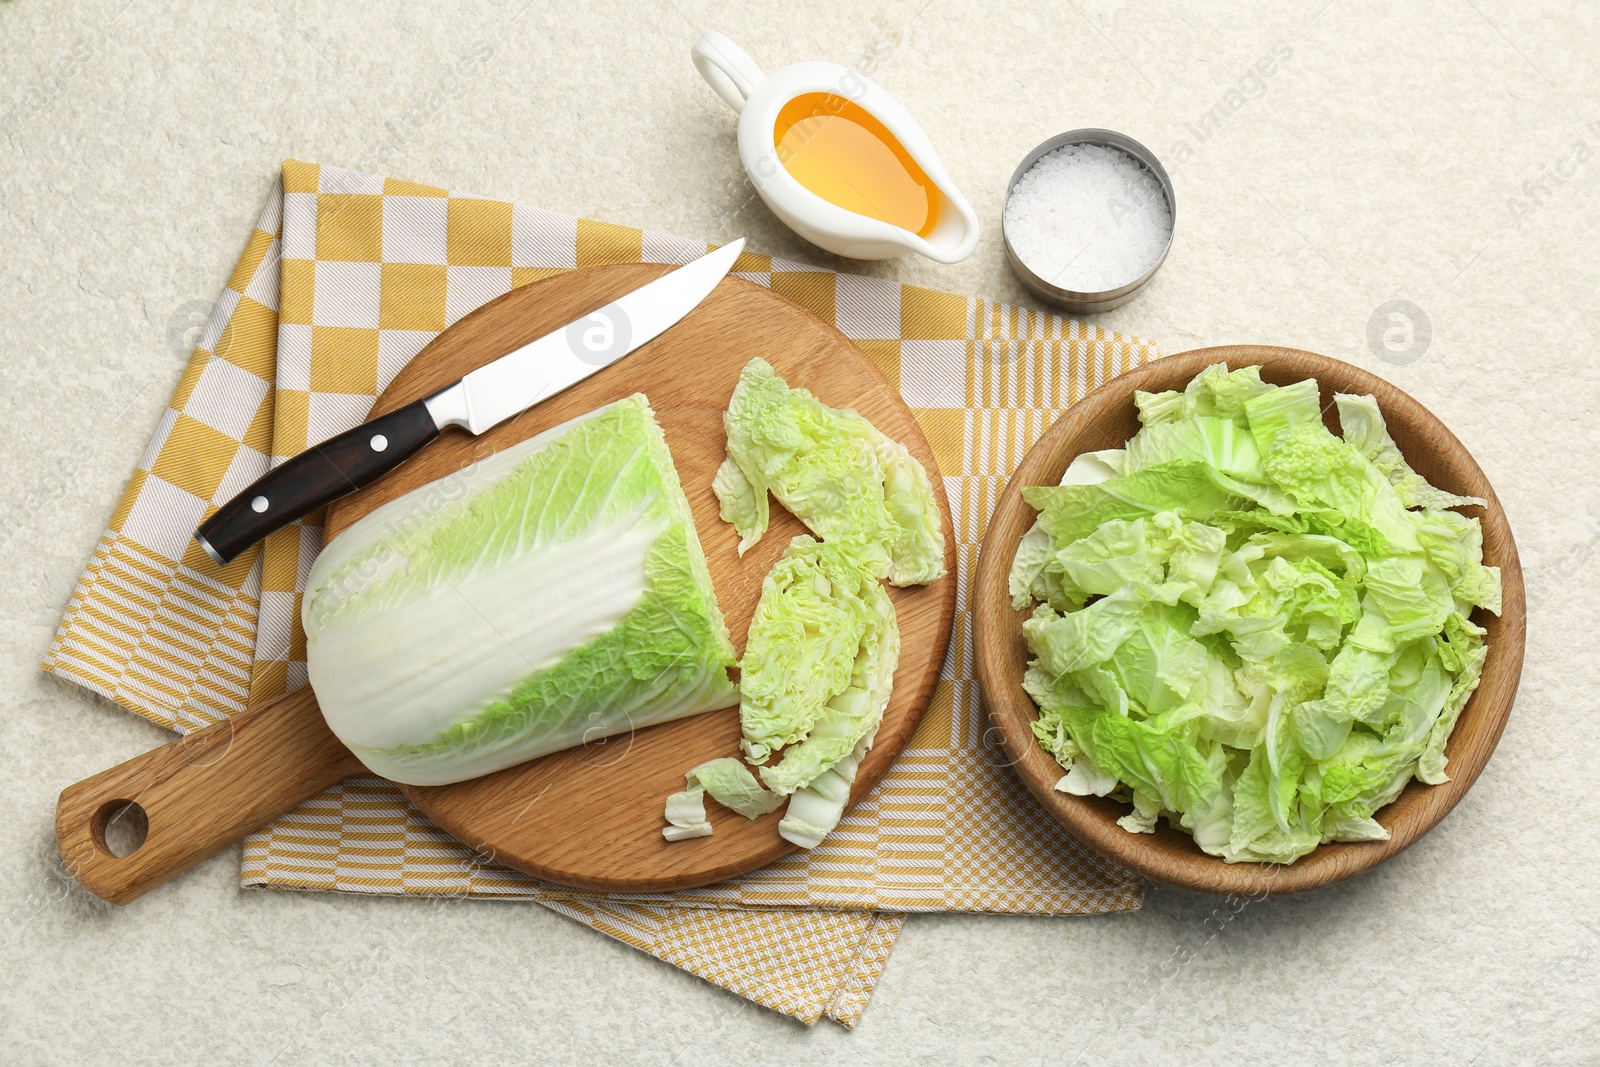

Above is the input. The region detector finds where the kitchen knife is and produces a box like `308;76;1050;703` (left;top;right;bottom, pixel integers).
194;238;746;565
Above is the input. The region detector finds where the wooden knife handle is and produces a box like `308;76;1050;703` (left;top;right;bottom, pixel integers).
56;687;365;906
194;398;442;565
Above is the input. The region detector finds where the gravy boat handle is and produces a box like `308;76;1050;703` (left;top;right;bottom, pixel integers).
692;31;764;114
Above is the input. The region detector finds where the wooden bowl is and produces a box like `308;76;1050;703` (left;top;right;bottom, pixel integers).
973;346;1525;895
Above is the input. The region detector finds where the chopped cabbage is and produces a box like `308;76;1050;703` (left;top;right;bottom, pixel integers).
662;758;784;841
778;737;872;849
750;538;899;800
713;357;945;586
662;536;900;849
1009;364;1500;864
304;395;738;786
664;359;940;849
738;536;899;787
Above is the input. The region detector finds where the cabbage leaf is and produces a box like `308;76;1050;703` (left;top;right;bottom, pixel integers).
714;357;944;586
662;758;784;841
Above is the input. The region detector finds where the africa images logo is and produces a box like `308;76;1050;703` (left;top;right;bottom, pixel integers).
565;304;634;367
1366;299;1431;366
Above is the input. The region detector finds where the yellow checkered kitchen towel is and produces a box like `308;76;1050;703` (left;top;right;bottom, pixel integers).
44;160;1156;1025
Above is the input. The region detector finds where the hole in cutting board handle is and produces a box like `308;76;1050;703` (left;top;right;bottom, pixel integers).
91;799;149;858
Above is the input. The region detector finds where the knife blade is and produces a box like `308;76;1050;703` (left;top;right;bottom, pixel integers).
194;238;745;565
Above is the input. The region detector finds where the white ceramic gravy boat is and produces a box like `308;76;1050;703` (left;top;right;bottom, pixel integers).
692;31;979;264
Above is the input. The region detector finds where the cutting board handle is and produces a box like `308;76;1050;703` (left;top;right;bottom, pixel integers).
56;687;365;906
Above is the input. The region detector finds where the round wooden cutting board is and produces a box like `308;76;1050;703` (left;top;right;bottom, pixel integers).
321;262;957;893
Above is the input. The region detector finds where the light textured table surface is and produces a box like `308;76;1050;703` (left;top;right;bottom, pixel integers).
3;1;1596;1063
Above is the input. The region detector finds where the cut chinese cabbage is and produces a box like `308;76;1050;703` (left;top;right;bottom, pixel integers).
660;538;897;847
754;539;897;851
663;360;939;850
1334;393;1486;512
1134;363;1275;427
1008;365;1500;865
713;357;944;586
753;540;899;800
304;395;738;787
737;535;898;774
662;758;783;841
778;735;873;849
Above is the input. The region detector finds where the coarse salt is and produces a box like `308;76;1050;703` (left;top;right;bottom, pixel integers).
1004;143;1172;294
